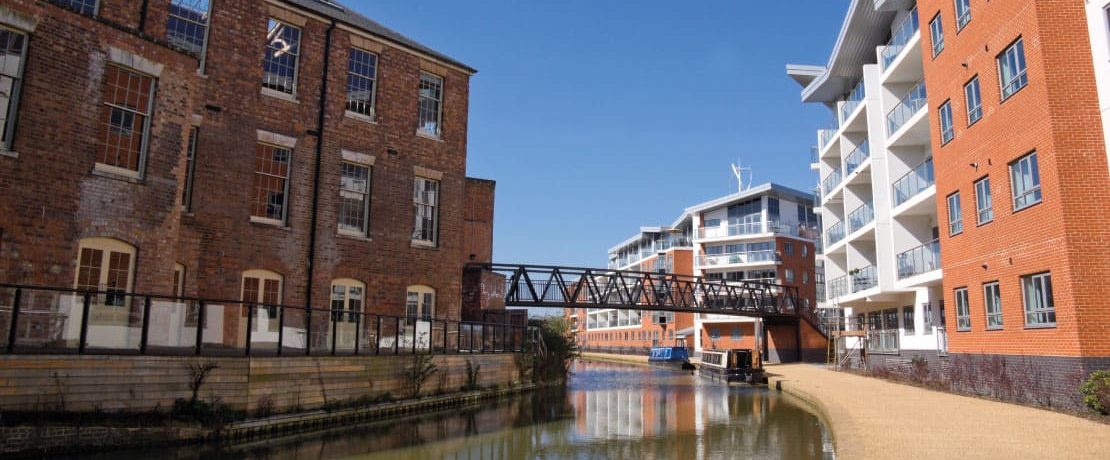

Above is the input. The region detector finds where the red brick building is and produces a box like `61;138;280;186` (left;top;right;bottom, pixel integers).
919;0;1110;389
0;0;493;347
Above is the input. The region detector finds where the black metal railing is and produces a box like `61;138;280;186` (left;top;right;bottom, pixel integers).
0;284;527;357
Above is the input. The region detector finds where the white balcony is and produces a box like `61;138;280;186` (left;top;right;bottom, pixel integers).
696;251;780;269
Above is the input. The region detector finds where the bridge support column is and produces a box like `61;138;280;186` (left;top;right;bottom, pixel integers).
462;266;506;322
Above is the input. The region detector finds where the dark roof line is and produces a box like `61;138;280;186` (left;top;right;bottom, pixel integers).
282;0;476;74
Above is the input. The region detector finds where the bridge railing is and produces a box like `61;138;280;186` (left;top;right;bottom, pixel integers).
477;263;802;316
0;284;526;357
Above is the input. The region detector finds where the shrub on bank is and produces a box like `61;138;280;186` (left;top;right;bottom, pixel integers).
1079;370;1110;415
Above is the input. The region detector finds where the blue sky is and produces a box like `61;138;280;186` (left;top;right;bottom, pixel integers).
351;0;847;267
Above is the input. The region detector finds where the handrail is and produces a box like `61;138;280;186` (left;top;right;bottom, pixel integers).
850;265;878;292
848;201;874;233
826;221;846;246
822;168;843;196
840;79;866;123
896;238;941;279
844;140;870;175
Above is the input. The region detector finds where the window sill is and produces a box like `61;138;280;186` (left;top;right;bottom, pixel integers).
415;130;444;142
1000;84;1027;104
249;216;289;229
411;240;438;249
337;231;372;242
344;110;377;124
1012;199;1042;215
261;87;300;104
1023;323;1057;330
91;164;144;183
0;149;17;159
985;326;1004;331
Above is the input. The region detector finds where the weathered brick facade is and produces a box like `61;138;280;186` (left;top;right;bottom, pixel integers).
0;1;493;322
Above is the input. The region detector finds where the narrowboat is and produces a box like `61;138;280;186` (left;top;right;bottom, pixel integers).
698;348;765;384
648;346;696;370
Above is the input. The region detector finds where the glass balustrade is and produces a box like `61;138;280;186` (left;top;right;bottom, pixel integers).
892;157;935;207
827;275;850;299
826;221;845;246
822;168;843;196
850;265;878;292
896;239;941;279
844;140;870;175
881;7;920;70
840;79;866;123
887;80;928;136
848;202;874;233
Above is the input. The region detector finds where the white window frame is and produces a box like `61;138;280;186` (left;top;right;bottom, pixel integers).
338;162;371;236
1022;272;1055;327
96;64;156;178
406;285;436;321
998;38;1028;100
51;0;98;16
954;287;971;331
262;18;301;96
241;269;283;332
251;142;293;225
947;192;963;236
929;14;945;57
964;76;982;125
1009;151;1042;211
417;72;444;137
983;281;1002;329
954;0;971;31
345;47;379;119
974;177;993;224
167;0;210;57
939;100;954;144
74;237;136;325
412;176;439;245
0;26;28;152
330;278;365;324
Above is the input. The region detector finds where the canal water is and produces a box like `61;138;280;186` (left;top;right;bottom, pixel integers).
93;360;834;459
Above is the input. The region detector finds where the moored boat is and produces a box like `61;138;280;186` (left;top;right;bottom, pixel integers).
648;346;696;370
699;348;765;384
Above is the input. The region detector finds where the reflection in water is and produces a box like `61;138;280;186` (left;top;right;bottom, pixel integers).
85;360;832;460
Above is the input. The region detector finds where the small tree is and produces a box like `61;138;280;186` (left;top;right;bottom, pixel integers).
402;351;438;398
532;316;579;384
186;361;219;404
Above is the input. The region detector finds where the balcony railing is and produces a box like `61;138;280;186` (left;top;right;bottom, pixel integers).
848;202;874;233
881;7;919;70
886;80;928;136
850;265;878;292
810;146;819;164
844;140;870;175
818;129;837;151
822;168;843;196
892;157;935;207
826;221;845;246
867;329;899;354
827;275;849;300
840;79;866;123
697;251;780;268
896;238;940;279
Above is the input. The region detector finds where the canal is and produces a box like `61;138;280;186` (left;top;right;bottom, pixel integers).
84;360;834;459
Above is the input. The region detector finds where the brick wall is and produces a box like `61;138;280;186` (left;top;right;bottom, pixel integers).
919;0;1110;359
0;1;494;324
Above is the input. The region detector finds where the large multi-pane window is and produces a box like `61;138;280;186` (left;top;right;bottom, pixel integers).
954;287;970;331
939;100;954;144
999;38;1028;100
242;269;282;331
252;143;291;223
167;0;210;55
338;163;371;235
417;73;443;136
51;0;97;15
902;306;915;335
1022;272;1055;327
412;177;439;244
974;177;993;224
964;77;982;125
0;28;27;151
263;19;301;95
1009;151;1041;211
983;281;1002;329
330;279;364;323
406;285;435;320
97;65;155;174
954;0;971;30
947;192;963;236
929;15;944;57
182;127;198;211
75;238;136;307
346;48;378;117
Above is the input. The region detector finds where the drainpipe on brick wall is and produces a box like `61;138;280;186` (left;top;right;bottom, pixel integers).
304;20;336;355
139;0;151;31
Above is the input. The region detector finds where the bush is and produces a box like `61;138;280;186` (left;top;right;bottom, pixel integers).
1079;370;1110;415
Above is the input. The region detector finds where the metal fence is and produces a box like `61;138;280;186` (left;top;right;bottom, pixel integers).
0;284;526;357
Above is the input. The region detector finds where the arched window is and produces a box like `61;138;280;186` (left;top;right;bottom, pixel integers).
405;285;435;320
75;237;137;307
242;270;282;329
331;278;365;323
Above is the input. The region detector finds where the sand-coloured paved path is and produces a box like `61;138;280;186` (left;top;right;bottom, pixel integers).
768;364;1109;459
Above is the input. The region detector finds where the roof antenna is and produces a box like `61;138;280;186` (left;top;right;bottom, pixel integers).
731;160;752;193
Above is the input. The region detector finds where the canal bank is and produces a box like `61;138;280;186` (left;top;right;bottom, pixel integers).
767;364;1110;460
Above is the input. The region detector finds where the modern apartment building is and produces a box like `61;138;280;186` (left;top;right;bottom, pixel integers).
793;0;1110;407
570;183;822;363
0;1;495;349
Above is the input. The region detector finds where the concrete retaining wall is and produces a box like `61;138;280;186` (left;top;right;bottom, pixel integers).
0;353;524;414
